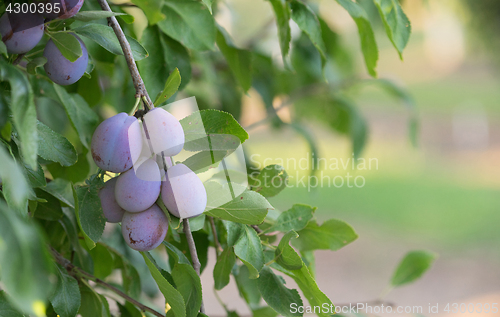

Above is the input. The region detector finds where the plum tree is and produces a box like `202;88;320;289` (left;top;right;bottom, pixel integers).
115;158;161;212
161;163;207;219
0;12;44;54
121;204;168;252
91;113;143;173
98;177;125;223
43;33;88;85
143;108;185;156
43;0;84;20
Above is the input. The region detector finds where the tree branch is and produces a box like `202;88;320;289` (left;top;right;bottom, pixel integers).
183;218;206;314
50;247;165;317
96;0;154;109
209;216;223;257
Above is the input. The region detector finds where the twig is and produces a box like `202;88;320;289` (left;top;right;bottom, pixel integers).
251;225;262;234
209;216;223;257
183;219;205;314
96;0;154;108
12;54;25;65
50;247;165;317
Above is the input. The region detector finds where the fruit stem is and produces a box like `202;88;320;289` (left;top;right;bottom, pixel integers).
183;218;206;314
129;97;141;116
97;0;154;109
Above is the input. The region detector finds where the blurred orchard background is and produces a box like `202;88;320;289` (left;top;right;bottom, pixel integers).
151;0;500;315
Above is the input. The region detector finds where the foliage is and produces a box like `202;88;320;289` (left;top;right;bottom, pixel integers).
0;0;433;316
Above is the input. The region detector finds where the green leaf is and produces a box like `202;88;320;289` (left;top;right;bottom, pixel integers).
0;41;7;56
234;225;264;279
0;291;25;317
257;267;302;317
73;11;130;22
154;68;181;106
201;0;214;13
26;57;47;75
24;163;46;188
49;32;83;62
78;284;108;317
293;219;358;251
118;301;143;317
252;165;288;198
73;24;148;61
73;176;106;250
42;178;75;208
0;60;38;169
205;184;272;225
224;221;245;246
268;0;291;65
234;264;261;308
214;247;236;290
373;0;411;59
289;123;320;177
158;0;216;51
290;0;326;66
47;150;90;183
53;85;99;149
216;26;252;92
275;231;303;270
131;0;165;24
252;306;278;317
33;189;63;221
89;243;114;280
0;201;54;316
267;204;316;233
391;250;437;287
164;243;203;317
37;121;78;167
336;0;378;77
182;150;227;174
142;253;187;317
50;265;81;317
0;146;30;211
180;109;249;151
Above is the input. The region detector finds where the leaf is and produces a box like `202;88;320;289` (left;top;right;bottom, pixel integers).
73;176;106;250
73;11;131;22
154;68;181;106
158;0;216;51
42;178;75;208
37;121;78;166
182;150;227;174
0;201;54;316
131;0;165;24
50;265;81;317
275;231;303;270
252;306;278;317
216;26;252;92
0;291;25;317
234;225;264;279
267;204;316;233
391;250;437;287
213;247;236;290
290;0;327;67
47;150;90;183
49;32;83;62
268;0;291;64
0;41;7;56
26;57;47;75
164;243;203;317
78;284;108;317
234;264;261;308
289;123;320;177
0;60;38;168
205;184;272;225
336;0;378;77
257;267;302;317
142;253;187;317
73;24;148;61
0;146;30;211
252;165;288;198
180;109;249;151
33;189;63;221
293;219;358;251
24;163;46;188
373;0;411;59
89;243;114;280
201;0;214;13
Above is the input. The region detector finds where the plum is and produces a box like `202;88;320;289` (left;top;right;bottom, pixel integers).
142;108;184;156
91;113;143;173
115;158;161;213
161;163;207;219
44;0;84;20
0;12;44;54
43;33;88;85
98;177;126;223
121;204;168;252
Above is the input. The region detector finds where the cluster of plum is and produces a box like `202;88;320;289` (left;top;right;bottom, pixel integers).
0;0;88;85
91;108;208;252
